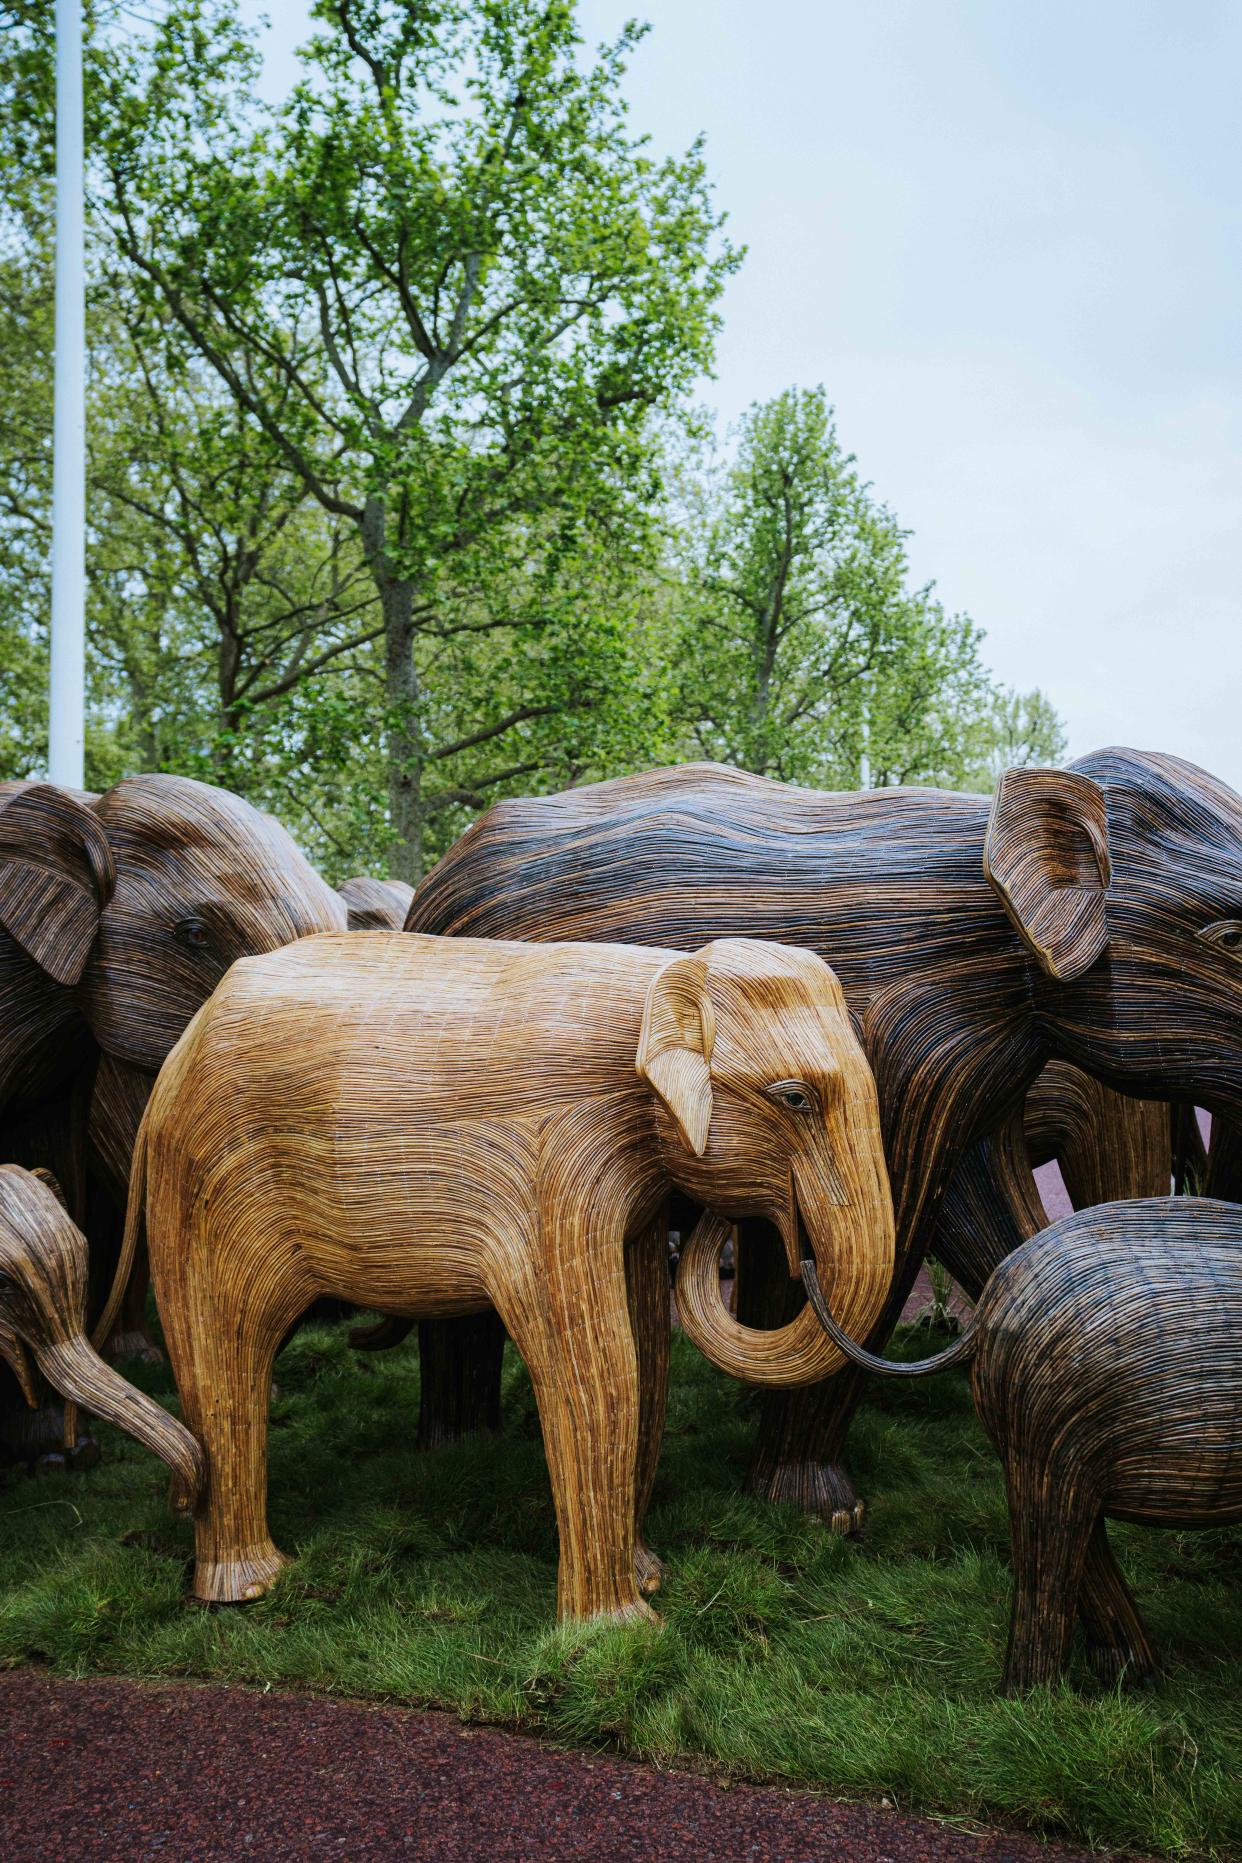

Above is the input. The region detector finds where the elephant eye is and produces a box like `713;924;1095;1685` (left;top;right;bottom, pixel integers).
1198;920;1242;956
174;917;212;950
767;1080;818;1115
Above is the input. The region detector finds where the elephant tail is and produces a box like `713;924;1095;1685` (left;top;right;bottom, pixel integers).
800;1262;978;1378
91;1099;151;1354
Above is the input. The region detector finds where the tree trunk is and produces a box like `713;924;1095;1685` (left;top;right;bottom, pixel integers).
382;575;423;885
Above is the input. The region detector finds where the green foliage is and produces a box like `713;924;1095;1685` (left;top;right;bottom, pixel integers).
657;388;1064;791
0;3;1065;872
93;0;739;876
1;1318;1238;1858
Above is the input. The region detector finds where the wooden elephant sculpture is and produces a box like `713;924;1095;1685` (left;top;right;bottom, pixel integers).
0;1164;202;1500
404;747;1242;1525
0;774;345;1456
132;932;895;1621
337;875;415;930
803;1198;1242;1692
933;1060;1178;1297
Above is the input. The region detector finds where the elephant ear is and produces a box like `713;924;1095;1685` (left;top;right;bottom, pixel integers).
984;767;1111;982
636;954;716;1157
0;785;116;986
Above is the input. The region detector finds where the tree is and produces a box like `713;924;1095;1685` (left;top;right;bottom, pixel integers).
99;0;738;879
663;387;1064;792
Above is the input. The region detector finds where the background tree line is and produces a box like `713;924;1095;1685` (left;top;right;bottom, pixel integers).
0;0;1063;882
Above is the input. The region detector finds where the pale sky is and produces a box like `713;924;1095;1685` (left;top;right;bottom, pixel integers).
244;0;1242;790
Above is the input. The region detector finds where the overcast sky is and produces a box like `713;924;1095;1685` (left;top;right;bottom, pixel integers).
244;0;1242;789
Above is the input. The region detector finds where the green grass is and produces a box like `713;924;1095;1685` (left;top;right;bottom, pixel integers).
2;1315;1240;1858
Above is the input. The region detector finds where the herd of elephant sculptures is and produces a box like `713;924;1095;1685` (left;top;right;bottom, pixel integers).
0;747;1239;1695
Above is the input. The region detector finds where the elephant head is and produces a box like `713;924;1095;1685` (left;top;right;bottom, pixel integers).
986;749;1242;1117
638;939;895;1387
0;1164;203;1504
0;774;347;1076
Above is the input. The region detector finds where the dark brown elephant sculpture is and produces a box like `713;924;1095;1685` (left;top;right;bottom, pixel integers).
0;774;346;1458
802;1198;1242;1692
0;1163;203;1499
401;748;1242;1527
933;1060;1178;1296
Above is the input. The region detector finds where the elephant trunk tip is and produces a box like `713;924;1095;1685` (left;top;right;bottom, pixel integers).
35;1336;206;1514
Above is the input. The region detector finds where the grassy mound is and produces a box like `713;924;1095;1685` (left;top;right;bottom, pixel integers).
2;1318;1239;1857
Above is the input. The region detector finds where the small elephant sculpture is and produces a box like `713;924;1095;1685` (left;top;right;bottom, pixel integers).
801;1198;1242;1693
132;932;895;1621
0;1164;202;1500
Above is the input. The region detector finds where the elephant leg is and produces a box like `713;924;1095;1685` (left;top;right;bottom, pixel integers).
1205;1110;1242;1203
161;1263;299;1606
496;1254;653;1626
932;1110;1047;1300
416;1312;506;1449
1001;1461;1095;1694
740;1220;925;1532
0;1376;99;1472
625;1207;670;1596
104;1243;163;1365
1078;1516;1157;1686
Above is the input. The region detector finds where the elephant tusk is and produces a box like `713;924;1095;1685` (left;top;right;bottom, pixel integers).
800;1261;978;1378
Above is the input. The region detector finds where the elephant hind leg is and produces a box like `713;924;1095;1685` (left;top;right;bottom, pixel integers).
1078;1516;1157;1686
1001;1459;1096;1694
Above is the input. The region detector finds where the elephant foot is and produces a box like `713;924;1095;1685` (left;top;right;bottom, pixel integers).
193;1542;290;1605
564;1594;661;1629
31;1434;100;1476
747;1456;866;1535
1085;1639;1159;1689
635;1541;665;1597
104;1327;164;1365
1;1399;99;1471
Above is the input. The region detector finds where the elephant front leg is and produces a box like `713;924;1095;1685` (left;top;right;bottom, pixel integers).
739;1220;926;1532
498;1252;655;1627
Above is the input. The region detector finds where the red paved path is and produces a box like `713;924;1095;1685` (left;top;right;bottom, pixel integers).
0;1674;1148;1862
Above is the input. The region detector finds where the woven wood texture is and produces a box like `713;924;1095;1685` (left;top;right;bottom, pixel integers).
136;931;894;1622
404;749;1242;1521
802;1197;1242;1691
338;876;415;931
934;1060;1175;1297
0;775;346;1455
0;1164;202;1502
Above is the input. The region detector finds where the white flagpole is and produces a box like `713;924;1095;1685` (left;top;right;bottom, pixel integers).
49;0;86;788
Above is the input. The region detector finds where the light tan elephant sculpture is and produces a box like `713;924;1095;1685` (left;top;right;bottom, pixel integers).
130;932;895;1624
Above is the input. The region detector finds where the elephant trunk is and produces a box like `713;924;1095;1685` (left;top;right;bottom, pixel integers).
675;1142;896;1387
800;1260;979;1379
0;1317;36;1405
0;1161;203;1510
34;1335;205;1511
